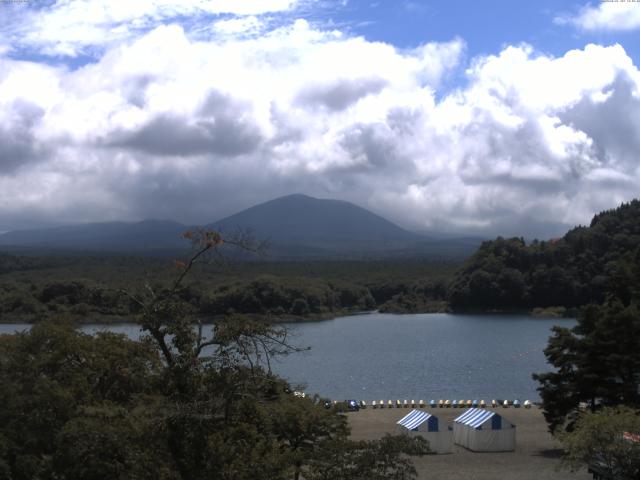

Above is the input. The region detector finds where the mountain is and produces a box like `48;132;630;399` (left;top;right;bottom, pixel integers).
0;219;187;252
209;194;423;253
0;194;482;258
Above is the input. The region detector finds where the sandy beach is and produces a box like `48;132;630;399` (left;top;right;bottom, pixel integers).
347;406;591;480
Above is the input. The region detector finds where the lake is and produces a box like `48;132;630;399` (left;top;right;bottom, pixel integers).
0;312;574;401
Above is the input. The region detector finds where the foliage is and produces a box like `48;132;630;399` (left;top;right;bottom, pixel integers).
559;407;640;480
448;200;640;310
306;434;430;480
0;254;49;275
269;396;349;480
201;276;376;318
0;321;166;480
374;276;449;313
533;298;640;433
0;230;430;479
0;253;458;322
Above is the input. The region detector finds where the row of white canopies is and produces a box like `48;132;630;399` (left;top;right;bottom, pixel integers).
370;399;532;408
396;408;516;454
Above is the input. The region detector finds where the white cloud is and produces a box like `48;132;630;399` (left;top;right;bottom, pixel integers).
213;16;264;35
556;2;640;31
211;0;300;15
0;9;640;237
5;0;303;57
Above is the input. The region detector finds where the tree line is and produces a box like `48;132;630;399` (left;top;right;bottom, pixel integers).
0;256;456;322
448;200;640;310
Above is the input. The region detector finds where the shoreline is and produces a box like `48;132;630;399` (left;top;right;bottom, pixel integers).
0;309;376;325
0;307;578;325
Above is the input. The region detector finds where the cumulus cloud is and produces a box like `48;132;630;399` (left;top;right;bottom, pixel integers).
556;2;640;31
559;74;640;169
0;6;640;238
392;43;640;235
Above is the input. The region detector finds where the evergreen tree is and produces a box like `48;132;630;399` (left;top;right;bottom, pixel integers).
533;299;640;432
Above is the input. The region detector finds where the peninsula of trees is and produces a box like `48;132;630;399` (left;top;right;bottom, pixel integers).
448;200;640;312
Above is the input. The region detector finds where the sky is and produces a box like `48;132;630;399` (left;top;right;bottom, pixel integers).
0;0;640;238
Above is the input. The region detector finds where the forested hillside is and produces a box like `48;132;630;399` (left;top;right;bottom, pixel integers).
448;200;640;310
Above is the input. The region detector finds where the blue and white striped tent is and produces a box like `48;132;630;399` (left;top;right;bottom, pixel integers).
397;409;438;431
453;408;515;452
396;410;452;453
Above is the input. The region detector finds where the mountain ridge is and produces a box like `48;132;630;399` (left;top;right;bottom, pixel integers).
0;194;481;258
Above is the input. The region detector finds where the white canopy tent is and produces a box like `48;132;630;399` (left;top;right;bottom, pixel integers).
453;408;515;452
396;409;453;454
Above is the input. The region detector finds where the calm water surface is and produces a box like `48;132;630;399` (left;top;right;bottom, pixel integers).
0;312;574;401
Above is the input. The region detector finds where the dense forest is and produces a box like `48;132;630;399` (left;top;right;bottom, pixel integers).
0;254;456;323
448;200;640;311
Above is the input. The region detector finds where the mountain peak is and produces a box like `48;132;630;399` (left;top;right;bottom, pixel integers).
209;194;420;252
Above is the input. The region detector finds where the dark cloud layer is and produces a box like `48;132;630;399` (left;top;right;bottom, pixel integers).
296;77;388;111
0;100;45;173
108;91;262;157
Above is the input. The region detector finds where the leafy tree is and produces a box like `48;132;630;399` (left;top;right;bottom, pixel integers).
306;434;430;480
533;299;640;432
0;321;162;480
269;396;348;480
53;404;175;480
560;406;640;480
